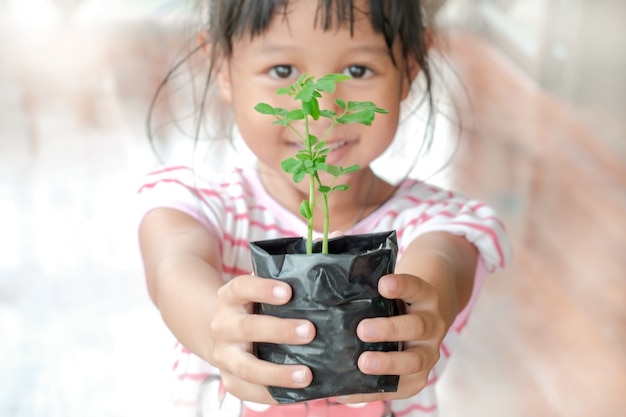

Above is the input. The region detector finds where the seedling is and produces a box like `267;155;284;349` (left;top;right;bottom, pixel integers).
254;74;387;254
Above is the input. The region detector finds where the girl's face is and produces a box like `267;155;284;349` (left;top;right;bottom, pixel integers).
217;0;418;186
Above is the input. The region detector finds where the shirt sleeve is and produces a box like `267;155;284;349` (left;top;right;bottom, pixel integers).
135;165;225;240
394;184;511;272
394;184;512;273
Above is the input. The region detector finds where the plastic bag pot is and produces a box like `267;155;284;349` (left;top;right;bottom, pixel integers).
249;230;403;404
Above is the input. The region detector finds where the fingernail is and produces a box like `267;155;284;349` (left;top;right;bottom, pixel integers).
292;369;307;383
382;276;397;292
360;322;378;339
362;355;380;371
272;285;288;301
295;322;310;339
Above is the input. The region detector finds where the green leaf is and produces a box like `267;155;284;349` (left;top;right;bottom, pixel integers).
325;165;341;177
347;101;374;111
313;140;327;151
317;74;350;92
315;162;328;171
315;78;336;93
332;185;350;192
337;110;375;125
334;98;347;109
304;134;318;148
281;158;300;173
254;103;276;115
301;74;314;85
296;151;310;160
296;82;316;103
320;109;336;118
302;98;320;120
342;164;359;174
272;119;290;126
296;149;311;161
293;170;306;183
318;185;331;193
286;109;305;121
299;200;312;219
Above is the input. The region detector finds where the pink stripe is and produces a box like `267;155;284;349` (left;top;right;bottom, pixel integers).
453;314;469;333
467;202;507;229
394;402;438;416
401;195;424;205
403;195;464;209
250;219;299;236
222;264;251;276
223;232;250;249
469;201;486;211
217;180;254;197
138;179;213;208
231;205;268;217
146;165;191;176
176;372;211;381
440;342;451;359
394;213;506;268
379;209;401;221
139;180;299;237
395;213;435;238
427;372;438;385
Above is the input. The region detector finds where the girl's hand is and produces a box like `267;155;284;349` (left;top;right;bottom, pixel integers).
338;273;447;403
210;274;316;403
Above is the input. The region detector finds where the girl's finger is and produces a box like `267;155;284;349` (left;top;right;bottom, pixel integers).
217;274;292;306
356;312;445;343
212;314;315;344
217;354;313;394
357;347;439;377
377;273;437;306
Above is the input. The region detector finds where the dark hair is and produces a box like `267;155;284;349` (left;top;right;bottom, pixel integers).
148;0;437;170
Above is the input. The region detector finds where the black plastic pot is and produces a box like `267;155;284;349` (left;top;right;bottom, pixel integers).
249;230;403;404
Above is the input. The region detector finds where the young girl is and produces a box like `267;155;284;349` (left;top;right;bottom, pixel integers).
137;1;511;416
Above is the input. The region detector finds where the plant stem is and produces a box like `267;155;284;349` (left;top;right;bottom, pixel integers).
322;192;330;254
307;175;314;254
305;117;314;255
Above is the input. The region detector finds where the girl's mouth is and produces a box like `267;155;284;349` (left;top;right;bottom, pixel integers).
327;141;349;152
286;140;350;151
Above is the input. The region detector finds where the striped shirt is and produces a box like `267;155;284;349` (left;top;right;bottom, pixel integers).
137;163;511;417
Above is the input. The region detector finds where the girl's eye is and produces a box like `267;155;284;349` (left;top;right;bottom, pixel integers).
344;65;372;79
269;65;297;79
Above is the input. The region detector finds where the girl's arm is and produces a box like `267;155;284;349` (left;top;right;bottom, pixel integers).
395;231;478;329
139;208;225;359
340;231;478;402
138;208;315;403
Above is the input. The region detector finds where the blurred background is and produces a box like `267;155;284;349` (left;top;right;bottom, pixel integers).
0;0;625;416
